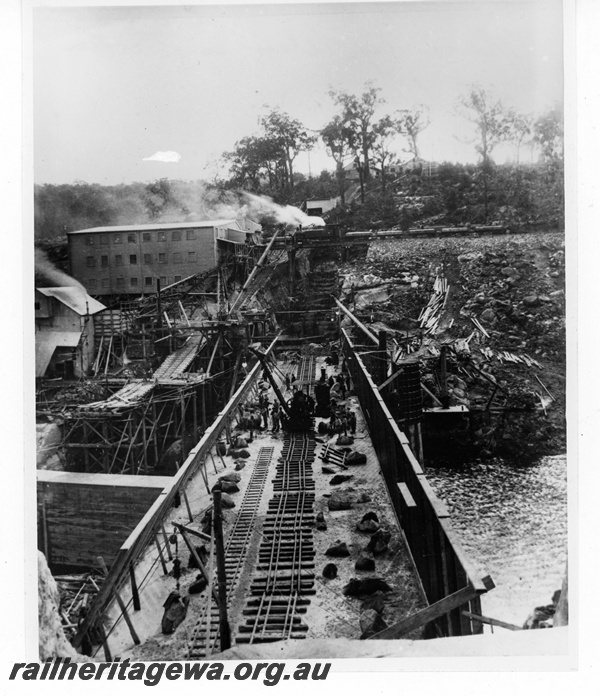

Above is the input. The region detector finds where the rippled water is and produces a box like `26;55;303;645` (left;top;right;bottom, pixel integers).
427;455;567;627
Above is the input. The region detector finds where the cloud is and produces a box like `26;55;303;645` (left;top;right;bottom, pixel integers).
142;150;181;163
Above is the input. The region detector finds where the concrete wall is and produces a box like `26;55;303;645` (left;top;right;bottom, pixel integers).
37;470;172;571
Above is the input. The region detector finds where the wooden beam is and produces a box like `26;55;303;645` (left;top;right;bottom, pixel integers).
461;611;522;632
334;297;378;344
378;366;405;392
97;557;140;645
368;585;480;640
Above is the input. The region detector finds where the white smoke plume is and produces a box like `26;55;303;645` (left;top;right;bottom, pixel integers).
35;248;85;291
202;190;325;228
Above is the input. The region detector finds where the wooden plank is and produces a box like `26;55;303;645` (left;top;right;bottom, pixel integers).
369;585;480;640
462;611;522;632
397;482;417;508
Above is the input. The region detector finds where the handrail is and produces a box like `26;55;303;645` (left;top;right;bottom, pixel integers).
73;334;280;649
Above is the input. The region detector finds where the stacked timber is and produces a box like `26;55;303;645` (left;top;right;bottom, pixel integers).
55;572;103;642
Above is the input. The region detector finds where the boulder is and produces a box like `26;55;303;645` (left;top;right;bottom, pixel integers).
360;609;388;639
343;578;393;596
330;474;353;486
219;480;239;494
321;466;336;474
220;493;236;509
323;563;338;579
326;541;350;557
361;591;386;614
188;574;207;595
234;461;246;471
328;488;371;511
366;529;392;555
501;266;519;277
357;518;380;533
161;592;190;635
480;308;496;323
220;472;242;483
523;295;539;307
355;552;375;571
346;451;367;466
234;436;248;448
336;435;354;446
315;511;328;530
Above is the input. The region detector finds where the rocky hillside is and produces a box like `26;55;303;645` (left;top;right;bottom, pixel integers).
339;230;566;463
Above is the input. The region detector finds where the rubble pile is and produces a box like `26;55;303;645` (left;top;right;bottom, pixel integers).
340;231;566;462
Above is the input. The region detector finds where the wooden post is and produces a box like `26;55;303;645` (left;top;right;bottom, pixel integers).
440;345;450;409
161;523;173;561
98;557;140;645
182;490;194;523
97;621;112;662
154;537;169;575
212;488;231;652
129;565;141;611
41;489;50;563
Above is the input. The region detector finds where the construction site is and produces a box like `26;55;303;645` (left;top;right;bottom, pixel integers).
35;218;568;662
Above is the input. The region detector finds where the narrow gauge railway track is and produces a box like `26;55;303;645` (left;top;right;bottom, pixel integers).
237;431;316;644
186;447;273;659
296;356;316;391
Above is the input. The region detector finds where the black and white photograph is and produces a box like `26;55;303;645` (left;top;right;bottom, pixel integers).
8;0;588;680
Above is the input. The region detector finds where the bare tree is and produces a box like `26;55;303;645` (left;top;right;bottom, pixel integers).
396;106;430;160
458;85;508;220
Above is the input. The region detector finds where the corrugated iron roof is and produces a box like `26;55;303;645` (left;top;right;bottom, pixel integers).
67;219;240;235
36;287;106;316
35;331;82;377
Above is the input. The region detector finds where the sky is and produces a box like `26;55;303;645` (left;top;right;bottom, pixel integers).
32;0;564;185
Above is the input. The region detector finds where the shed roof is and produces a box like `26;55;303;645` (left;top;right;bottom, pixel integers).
36;287;106;316
67;219;240;235
36;331;82;377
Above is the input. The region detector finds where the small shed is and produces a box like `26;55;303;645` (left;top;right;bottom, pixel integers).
35;287;106;378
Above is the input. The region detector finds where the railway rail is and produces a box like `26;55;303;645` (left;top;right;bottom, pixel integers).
237;431;316;644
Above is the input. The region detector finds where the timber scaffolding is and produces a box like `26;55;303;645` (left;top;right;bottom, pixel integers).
49;259;278;475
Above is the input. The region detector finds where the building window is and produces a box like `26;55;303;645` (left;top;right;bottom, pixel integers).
174;275;182;283
102;278;109;288
86;236;94;245
160;276;167;285
115;254;123;266
128;233;136;243
143;232;151;241
188;251;197;263
172;230;181;241
145;276;153;287
130;277;138;287
86;256;96;268
129;254;137;265
158;253;166;264
158;231;166;241
113;234;122;244
101;255;108;267
143;253;152;265
173;252;181;264
88;278;97;289
116;277;125;287
186;229;196;240
100;234;108;245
